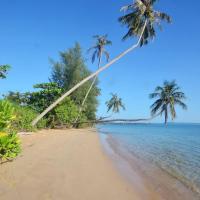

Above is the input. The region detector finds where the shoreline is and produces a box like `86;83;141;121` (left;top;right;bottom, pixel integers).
0;129;140;200
99;131;199;200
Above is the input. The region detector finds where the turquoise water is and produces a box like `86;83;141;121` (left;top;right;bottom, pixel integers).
97;123;200;196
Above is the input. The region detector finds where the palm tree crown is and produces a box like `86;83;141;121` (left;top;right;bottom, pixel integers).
106;93;125;113
149;81;187;124
0;65;10;79
119;0;172;46
88;35;112;64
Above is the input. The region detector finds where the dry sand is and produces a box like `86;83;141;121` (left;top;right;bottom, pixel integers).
0;129;143;200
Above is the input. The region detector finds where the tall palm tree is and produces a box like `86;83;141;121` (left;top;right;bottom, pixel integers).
150;81;187;125
75;35;112;123
106;93;125;113
32;0;171;126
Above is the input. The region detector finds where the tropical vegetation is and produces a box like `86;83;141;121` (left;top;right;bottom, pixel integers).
106;93;125;114
4;43;100;129
75;35;112;122
0;100;21;162
119;0;171;45
0;1;186;162
0;132;21;163
149;81;187;124
32;0;172;125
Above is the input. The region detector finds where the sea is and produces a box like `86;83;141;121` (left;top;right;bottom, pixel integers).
97;123;200;199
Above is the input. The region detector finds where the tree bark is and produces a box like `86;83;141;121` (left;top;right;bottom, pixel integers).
32;21;147;126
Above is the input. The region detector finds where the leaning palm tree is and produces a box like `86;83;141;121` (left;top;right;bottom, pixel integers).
75;35;112;123
150;81;187;125
106;93;125;114
32;0;171;126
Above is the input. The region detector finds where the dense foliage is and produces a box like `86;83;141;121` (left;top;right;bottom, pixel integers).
50;43;100;121
12;104;47;132
0;100;21;162
54;98;85;127
5;83;62;113
4;43;100;128
0;132;21;162
0;100;16;131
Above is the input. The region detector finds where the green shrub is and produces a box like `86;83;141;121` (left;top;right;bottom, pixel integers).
55;98;80;127
75;113;88;128
0;132;21;162
12;104;47;132
55;98;89;128
0;100;16;132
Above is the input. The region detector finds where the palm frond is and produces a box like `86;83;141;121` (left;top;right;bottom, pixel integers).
173;92;186;100
92;50;97;63
87;45;98;53
149;92;160;99
174;100;187;110
154;11;172;23
104;50;110;62
150;99;163;115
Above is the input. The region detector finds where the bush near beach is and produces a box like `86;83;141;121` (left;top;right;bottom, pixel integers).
0;100;21;162
11;104;47;132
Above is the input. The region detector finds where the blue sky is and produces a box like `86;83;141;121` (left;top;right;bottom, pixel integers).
0;0;200;123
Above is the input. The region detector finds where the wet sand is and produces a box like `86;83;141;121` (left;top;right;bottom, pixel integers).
0;129;143;200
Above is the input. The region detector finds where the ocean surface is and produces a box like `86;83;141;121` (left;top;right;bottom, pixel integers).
97;123;200;198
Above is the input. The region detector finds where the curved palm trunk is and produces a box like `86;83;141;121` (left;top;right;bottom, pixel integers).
74;55;102;124
32;21;147;126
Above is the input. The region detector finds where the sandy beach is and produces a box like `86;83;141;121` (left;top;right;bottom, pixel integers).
0;128;145;200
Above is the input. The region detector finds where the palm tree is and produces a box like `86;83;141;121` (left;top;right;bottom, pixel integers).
119;0;171;46
0;65;10;79
106;93;125;113
149;81;187;125
75;35;112;123
88;35;112;65
32;0;171;126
